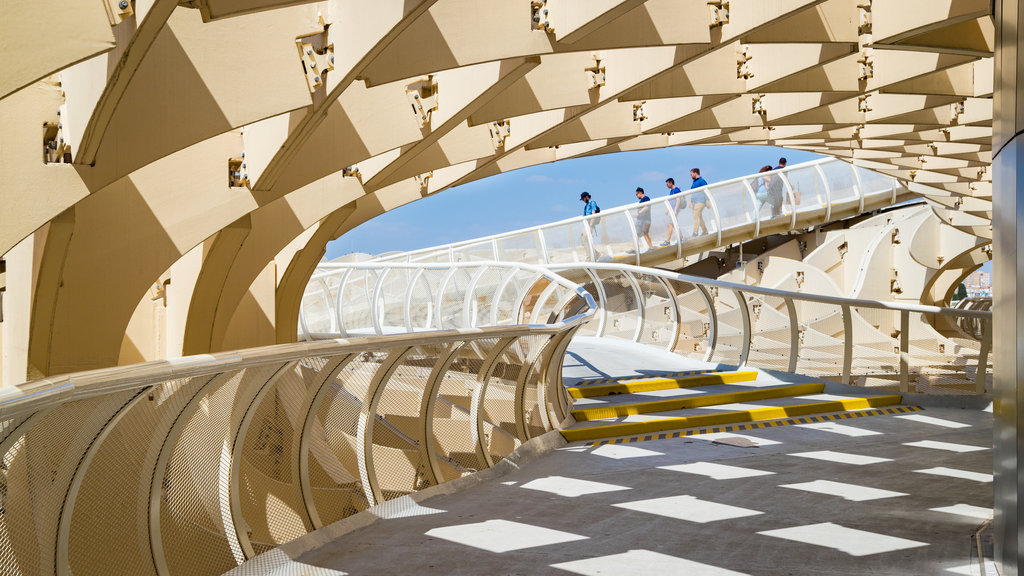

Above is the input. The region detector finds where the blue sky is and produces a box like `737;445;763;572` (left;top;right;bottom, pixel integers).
325;145;821;258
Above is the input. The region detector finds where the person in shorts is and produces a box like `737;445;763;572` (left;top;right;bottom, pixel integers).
661;177;686;246
689;168;709;236
634;187;652;250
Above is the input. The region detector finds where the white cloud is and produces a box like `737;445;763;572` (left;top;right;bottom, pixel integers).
526;174;552;183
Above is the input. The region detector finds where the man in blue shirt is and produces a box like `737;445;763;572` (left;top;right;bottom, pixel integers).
580;191;598;216
661;177;686;246
634;187;652;250
689;168;709;236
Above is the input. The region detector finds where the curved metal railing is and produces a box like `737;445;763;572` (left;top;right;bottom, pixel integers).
304;262;992;396
372;158;904;267
953;297;992;340
0;263;594;576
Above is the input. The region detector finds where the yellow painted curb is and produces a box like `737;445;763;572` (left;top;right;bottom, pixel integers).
567;370;758;399
571;381;825;421
560;394;903;443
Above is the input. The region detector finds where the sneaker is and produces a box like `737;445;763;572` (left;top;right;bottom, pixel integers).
658;241;671;247
625;248;637;255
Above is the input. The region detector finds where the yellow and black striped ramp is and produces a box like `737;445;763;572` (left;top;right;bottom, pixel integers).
560;394;903;443
567;370;757;399
586;405;923;446
572;382;825;421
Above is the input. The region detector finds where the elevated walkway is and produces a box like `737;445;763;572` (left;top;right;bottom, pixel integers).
370;158;907;270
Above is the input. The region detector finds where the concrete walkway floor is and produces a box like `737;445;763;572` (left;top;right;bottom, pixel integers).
231;338;995;576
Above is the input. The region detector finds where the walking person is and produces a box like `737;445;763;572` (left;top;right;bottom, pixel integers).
690;168;709;237
580;191;599;216
633;187;653;251
580;191;603;256
660;177;686;246
767;157;787;217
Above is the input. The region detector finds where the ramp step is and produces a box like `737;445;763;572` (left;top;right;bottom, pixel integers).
560;394;903;443
571;382;825;421
567;370;758;399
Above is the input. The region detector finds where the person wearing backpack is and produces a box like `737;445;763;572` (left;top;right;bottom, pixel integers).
660;177;687;246
580;191;600;216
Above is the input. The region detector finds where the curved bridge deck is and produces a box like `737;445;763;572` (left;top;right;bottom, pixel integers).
230;338;994;576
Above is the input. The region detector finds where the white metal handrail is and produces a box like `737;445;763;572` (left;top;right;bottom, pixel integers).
304;261;993;396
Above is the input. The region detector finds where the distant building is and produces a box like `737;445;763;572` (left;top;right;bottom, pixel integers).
964;270;993;298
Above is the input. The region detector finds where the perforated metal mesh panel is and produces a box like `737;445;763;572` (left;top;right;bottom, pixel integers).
67;377;205;576
594;270;641;341
306;354;380;526
484;336;544;459
371;344;448;501
439;269;474;329
793;301;846;376
430;339;499;481
666;280;713;360
747;294;792;371
707;288;744;366
159;364;283;575
469;268;506;327
633;273;675;349
238;358;332;555
0;392;136;576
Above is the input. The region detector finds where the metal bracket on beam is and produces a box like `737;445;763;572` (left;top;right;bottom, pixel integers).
736;45;753;79
708;0;729;27
632;102;647;123
857;49;874;81
489;121;511;152
585;54;606;89
531;0;554;32
228;153;248;188
43;104;71;164
297;29;335;93
406;76;438;128
103;0;134;25
415;172;433;193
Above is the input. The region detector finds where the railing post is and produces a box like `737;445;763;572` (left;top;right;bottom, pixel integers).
623;271;646;343
536;229;549;265
841;304;853;385
814;163;833;223
623;211;641;265
404;268;425;332
695;284;718;362
583;267;608;337
371;269;390;336
785;297;799;373
464;265;489;328
703;187;724;247
735;290;751;368
656;276;681;352
976;317;992;394
851;162;866;214
899;309;910;393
